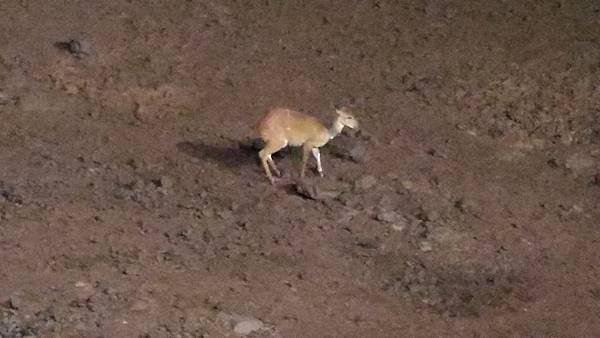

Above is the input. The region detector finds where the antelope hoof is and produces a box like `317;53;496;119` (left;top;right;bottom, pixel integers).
319;172;324;178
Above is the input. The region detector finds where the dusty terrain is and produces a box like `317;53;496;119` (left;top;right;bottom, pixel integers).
1;1;599;337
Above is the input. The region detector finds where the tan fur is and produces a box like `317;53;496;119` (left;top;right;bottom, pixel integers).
256;107;358;184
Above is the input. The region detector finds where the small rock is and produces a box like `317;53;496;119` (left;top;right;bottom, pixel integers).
354;174;377;190
133;102;157;124
391;223;406;232
75;280;92;289
68;39;83;54
132;178;146;192
113;187;133;200
217;312;266;336
7;292;43;315
328;136;368;163
63;83;79;95
337;207;360;224
559;204;584;220
455;123;467;131
425;210;440;222
565;153;595;173
348;144;367;163
546;158;559;168
419;241;433;252
0;91;10;105
401;180;414;191
454;198;477;215
294;179;340;200
0;185;13;203
375;210;405;224
295;180;321;199
572;205;584;213
130;299;150;312
560;133;574;145
234;318;265;335
123;265;141;276
159;175;174;189
217;209;233;220
8;293;23;310
201;207;214;218
54;38;92;58
88;107;101;119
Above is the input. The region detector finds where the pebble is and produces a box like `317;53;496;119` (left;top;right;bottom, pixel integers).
294;179;341;200
401;180;415;191
354;174;377;190
454;198;477;214
426;210;440;222
8;293;23;310
348;144;367;163
419;241;433;252
0;91;9;105
234;318;265;335
201;207;214;218
74;281;93;291
88;107;101;119
391;223;406;232
159;175;174;189
375;210;405;224
217;312;266;336
294;180;321;200
55;38;92;58
217;209;233;220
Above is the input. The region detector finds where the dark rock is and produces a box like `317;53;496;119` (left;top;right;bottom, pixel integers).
295;179;341;200
54;38;92;58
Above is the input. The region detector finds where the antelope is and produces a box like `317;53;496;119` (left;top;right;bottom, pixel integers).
256;107;359;184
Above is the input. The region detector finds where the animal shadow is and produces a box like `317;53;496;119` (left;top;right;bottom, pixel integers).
176;140;259;172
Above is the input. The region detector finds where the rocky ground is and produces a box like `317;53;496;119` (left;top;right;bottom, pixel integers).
0;1;599;337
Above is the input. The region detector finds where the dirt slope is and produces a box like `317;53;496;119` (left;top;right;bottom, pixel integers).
0;1;599;337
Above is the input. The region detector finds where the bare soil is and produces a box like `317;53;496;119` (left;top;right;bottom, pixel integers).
1;1;599;337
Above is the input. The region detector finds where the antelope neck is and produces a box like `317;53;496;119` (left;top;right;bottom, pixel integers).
328;118;344;140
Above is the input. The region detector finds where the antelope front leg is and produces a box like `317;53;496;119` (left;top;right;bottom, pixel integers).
267;156;281;177
259;153;275;184
311;148;323;177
